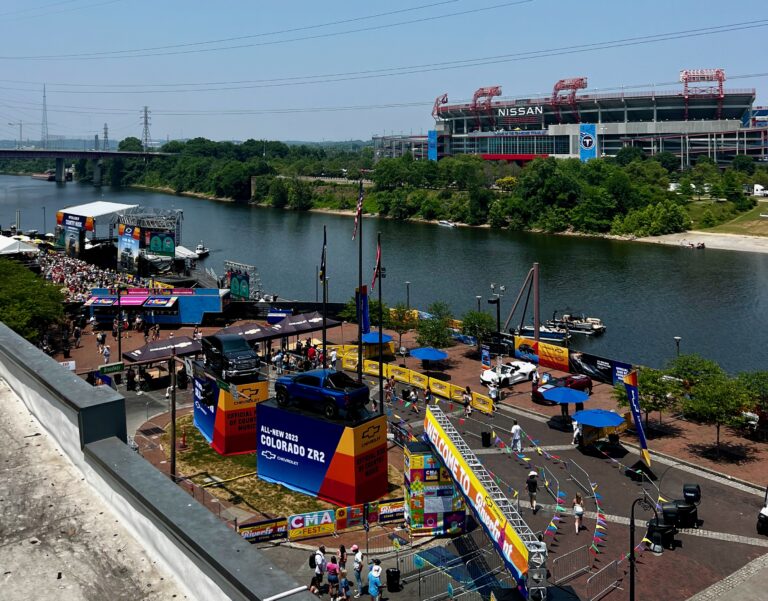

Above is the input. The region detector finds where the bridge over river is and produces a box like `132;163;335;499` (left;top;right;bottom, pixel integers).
0;148;173;185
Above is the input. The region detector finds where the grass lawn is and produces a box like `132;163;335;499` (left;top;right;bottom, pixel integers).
163;415;403;517
685;198;738;229
702;200;768;236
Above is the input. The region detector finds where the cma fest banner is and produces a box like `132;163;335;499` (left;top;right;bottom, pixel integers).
579;123;597;162
192;364;269;455
424;410;529;588
257;402;388;506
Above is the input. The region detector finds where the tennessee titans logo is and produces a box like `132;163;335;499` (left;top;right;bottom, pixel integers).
580;133;595;150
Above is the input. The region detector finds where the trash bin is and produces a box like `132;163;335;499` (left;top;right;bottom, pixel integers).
647;517;676;550
386;567;401;592
481;431;492;447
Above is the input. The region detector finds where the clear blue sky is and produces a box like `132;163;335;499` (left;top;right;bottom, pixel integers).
0;0;767;143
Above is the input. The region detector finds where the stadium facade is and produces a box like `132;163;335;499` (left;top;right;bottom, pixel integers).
373;70;768;167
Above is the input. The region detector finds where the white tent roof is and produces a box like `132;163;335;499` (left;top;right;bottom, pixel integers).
175;245;198;260
0;235;39;255
60;201;138;219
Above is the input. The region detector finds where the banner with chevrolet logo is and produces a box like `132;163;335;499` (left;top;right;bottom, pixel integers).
256;403;388;506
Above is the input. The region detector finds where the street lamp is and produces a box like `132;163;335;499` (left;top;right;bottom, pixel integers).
405;281;411;310
115;283;127;361
8;121;21;149
476;295;482;312
673;336;681;357
488;283;505;335
629;496;662;601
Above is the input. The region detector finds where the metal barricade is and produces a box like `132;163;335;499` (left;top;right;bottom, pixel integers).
367;527;411;554
538;464;560;502
551;545;591;585
586;560;620;601
565;457;595;498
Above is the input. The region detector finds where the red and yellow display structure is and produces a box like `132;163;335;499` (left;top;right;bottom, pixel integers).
404;441;466;537
257;401;389;506
192;363;270;455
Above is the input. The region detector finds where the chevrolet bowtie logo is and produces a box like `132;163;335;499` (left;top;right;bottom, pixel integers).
362;425;380;440
261;450;276;460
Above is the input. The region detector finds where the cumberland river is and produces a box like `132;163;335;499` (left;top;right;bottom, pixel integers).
2;174;767;373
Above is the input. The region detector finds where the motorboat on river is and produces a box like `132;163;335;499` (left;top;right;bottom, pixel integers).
515;324;571;342
545;312;606;335
195;242;210;258
438;220;457;228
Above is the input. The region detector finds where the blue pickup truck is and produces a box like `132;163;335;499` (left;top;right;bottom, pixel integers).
275;369;370;419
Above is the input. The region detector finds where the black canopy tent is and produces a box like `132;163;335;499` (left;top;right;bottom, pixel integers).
122;336;202;363
214;311;340;343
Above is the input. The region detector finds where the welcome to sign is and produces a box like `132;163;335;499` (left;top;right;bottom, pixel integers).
424;410;529;585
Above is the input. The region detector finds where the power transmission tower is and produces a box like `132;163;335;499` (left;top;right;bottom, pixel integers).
40;84;49;149
102;123;109;151
141;106;151;152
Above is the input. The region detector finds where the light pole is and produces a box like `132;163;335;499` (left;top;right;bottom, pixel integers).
629;496;661;601
476;295;482;312
673;336;681;357
42;206;46;233
488;283;505;335
8;121;21;149
405;281;411;310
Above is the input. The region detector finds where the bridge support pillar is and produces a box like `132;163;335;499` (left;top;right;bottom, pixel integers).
91;159;102;187
55;157;65;183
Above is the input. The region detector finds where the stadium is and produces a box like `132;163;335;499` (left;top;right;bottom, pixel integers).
373;69;768;167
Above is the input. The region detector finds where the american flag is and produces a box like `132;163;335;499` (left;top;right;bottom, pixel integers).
352;180;363;240
371;238;381;290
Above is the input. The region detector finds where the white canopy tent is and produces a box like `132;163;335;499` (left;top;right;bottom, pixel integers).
0;235;40;255
59;201;138;222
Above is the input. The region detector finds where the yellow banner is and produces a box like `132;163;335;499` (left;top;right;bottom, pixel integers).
538;341;569;371
450;385;467;402
424;411;529;580
471;392;494;415
342;355;358;371
363;359;385;377
219;380;269;412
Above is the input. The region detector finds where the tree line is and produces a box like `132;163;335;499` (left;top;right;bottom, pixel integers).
2;137;766;237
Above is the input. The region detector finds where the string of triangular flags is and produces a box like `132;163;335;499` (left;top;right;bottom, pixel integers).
591;444;668;512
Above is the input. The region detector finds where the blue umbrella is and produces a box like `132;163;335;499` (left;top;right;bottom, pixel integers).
362;331;393;344
410;347;449;361
573;409;625;428
541;387;590;405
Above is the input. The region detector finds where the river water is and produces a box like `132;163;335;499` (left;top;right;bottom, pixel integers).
1;174;766;373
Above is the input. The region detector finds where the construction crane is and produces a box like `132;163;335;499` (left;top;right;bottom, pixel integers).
680;69;726;120
551;77;588;123
471;85;502;130
432;93;448;120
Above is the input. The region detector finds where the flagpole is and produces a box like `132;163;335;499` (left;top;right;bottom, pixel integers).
357;181;363;383
377;231;384;417
322;225;327;369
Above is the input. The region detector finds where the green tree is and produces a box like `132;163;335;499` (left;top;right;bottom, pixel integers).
613;146;646;166
731;154;755;175
460;310;496;351
0;259;64;342
700;208;717;228
416;301;453;349
287;178;314;210
666;353;724;390
612;367;677;427
737;371;768;414
389;303;417;350
269;178;289;208
651;151;680;173
683;375;750;455
118;136;144;152
677;176;694;201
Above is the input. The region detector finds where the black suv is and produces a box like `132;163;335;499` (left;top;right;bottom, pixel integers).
201;334;260;380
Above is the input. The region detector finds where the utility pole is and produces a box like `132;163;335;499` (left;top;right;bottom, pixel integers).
41;85;49;149
141;106;151;152
8;121;21;149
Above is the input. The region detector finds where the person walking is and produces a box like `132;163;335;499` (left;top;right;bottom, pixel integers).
526;470;539;514
102;344;111;364
351;544;364;597
572;492;585;534
314;545;327;590
424;387;434;406
410;387;420;414
572;419;582;446
463;386;472;417
368;559;382;601
330;347;338;370
510;419;522;453
73;325;81;349
338;544;348;572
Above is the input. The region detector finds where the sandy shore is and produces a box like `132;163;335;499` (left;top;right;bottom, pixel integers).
636;231;768;254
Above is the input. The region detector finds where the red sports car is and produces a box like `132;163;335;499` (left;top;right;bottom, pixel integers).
532;373;593;403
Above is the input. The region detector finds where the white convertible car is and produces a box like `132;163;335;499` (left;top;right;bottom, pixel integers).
480;361;536;387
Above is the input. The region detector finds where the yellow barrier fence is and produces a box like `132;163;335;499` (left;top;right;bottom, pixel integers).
450;384;467;402
342;355;358;371
363;360;386;377
389;365;410;384
471;392;494;415
428;378;451;399
410;372;428;390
